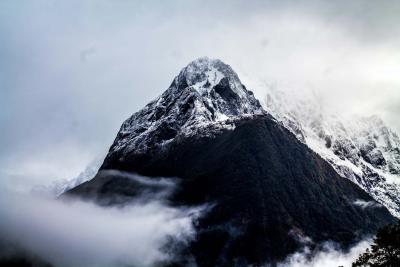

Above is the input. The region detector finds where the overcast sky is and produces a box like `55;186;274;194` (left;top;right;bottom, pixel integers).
1;0;400;191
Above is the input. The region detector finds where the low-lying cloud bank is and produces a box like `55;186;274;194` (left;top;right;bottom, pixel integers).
0;171;376;267
0;183;202;267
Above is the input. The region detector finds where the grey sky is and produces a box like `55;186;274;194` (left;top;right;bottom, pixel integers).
1;0;400;191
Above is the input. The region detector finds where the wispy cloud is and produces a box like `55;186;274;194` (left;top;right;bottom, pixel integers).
353;199;383;209
278;239;371;267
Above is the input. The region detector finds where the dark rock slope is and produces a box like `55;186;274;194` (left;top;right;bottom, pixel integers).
66;58;395;266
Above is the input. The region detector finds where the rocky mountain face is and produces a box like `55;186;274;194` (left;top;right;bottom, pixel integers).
104;57;263;163
66;58;395;266
264;87;400;218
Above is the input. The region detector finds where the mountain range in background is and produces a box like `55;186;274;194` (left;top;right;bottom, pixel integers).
33;158;103;197
65;58;396;266
263;86;400;218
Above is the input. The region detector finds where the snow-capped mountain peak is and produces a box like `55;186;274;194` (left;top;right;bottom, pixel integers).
177;57;246;97
171;57;263;119
107;58;263;157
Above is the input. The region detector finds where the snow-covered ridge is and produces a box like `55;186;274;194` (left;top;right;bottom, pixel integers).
108;57;264;157
263;87;400;217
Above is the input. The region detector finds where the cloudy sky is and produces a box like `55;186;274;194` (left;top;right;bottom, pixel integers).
1;0;400;191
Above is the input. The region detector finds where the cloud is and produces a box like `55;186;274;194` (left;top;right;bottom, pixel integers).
353;199;383;210
279;227;374;267
80;47;96;63
0;177;203;267
278;239;372;267
32;157;103;197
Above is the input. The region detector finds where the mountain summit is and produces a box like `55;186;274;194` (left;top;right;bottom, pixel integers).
173;57;262;118
67;58;394;266
103;57;263;167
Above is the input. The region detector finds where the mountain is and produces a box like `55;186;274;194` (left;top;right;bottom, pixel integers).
263;87;400;218
66;58;395;266
102;57;263;163
32;158;103;197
